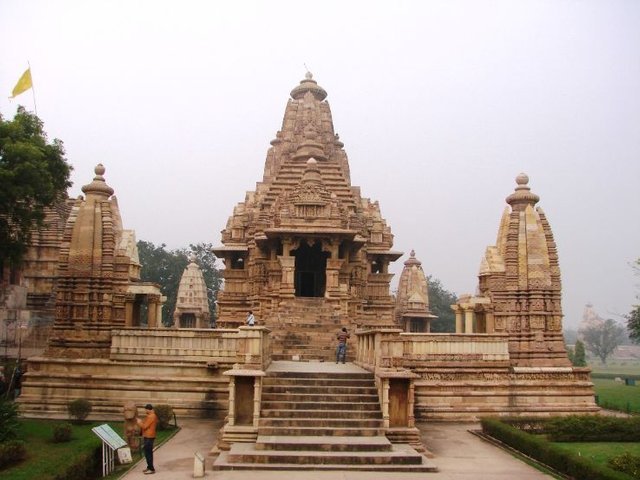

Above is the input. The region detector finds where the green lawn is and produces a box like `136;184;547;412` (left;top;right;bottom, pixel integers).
1;419;176;480
590;363;640;376
553;442;640;467
593;378;640;414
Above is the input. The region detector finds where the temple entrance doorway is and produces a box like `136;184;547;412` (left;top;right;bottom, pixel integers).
293;240;328;297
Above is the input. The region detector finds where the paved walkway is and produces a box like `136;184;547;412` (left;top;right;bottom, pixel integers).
122;361;551;479
121;420;551;479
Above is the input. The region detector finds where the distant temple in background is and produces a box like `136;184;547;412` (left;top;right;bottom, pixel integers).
395;250;436;332
174;255;210;328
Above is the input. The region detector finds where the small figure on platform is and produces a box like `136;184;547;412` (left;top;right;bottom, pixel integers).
246;310;255;326
336;327;350;364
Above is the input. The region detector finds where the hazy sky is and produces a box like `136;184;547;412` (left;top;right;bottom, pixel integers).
1;1;639;329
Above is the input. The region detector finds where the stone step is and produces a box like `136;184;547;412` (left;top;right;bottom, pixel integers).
262;385;377;395
261;401;381;411
261;393;379;403
254;435;392;452
262;377;374;387
259;417;384;428
260;409;382;419
270;354;332;362
224;442;428;466
267;371;372;380
257;426;386;437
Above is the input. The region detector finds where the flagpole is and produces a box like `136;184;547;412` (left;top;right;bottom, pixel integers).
28;61;38;116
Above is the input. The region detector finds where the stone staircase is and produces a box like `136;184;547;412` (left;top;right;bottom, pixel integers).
214;365;436;471
269;298;354;362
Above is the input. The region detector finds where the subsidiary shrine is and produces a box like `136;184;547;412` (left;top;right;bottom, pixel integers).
2;73;597;471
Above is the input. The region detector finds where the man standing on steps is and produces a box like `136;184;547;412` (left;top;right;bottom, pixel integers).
246;310;255;326
336;327;350;363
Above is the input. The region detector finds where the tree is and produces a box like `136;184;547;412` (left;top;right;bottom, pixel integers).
626;258;640;343
580;318;625;365
627;306;640;344
137;240;222;326
0;107;72;265
137;241;187;326
572;340;587;367
427;276;457;333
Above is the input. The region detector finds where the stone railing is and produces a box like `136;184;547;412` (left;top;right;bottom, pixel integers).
110;328;239;363
356;329;510;370
235;326;272;370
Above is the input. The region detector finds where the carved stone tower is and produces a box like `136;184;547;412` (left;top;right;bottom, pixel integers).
214;73;400;355
395;250;436;332
174;254;210;328
46;164;163;358
453;173;570;367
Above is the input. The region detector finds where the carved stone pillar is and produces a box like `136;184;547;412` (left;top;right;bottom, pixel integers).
485;308;495;333
325;258;344;298
451;305;463;333
464;306;474;333
147;295;159;328
277;255;295;298
125;294;135;327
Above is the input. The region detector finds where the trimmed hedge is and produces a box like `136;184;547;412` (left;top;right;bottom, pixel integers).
0;440;27;469
52;423;73;443
52;443;102;480
67;399;92;423
546;416;640;442
154;404;174;430
609;452;640;479
481;417;635;480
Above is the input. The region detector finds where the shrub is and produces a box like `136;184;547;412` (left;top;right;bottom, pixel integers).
0;440;27;469
0;398;20;442
153;404;174;430
67;398;92;423
52;443;102;480
546;415;640;442
609;452;640;479
52;423;73;443
481;417;634;480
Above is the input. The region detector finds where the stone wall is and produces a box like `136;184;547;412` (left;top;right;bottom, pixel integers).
18;327;271;420
356;329;598;420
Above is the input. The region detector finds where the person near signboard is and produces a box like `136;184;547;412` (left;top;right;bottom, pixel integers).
137;404;159;474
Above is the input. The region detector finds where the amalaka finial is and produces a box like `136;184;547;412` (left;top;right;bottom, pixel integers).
81;163;114;198
505;172;540;209
290;72;327;101
404;249;421;266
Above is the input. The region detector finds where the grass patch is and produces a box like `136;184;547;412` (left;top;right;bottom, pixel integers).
1;419;175;480
591;364;640;376
553;443;640;467
593;378;640;414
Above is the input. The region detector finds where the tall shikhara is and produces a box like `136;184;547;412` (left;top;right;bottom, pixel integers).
214;73;400;341
454;173;570;367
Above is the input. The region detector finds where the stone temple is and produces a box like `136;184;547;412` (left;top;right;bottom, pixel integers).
214;72;400;360
4;73;598;471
